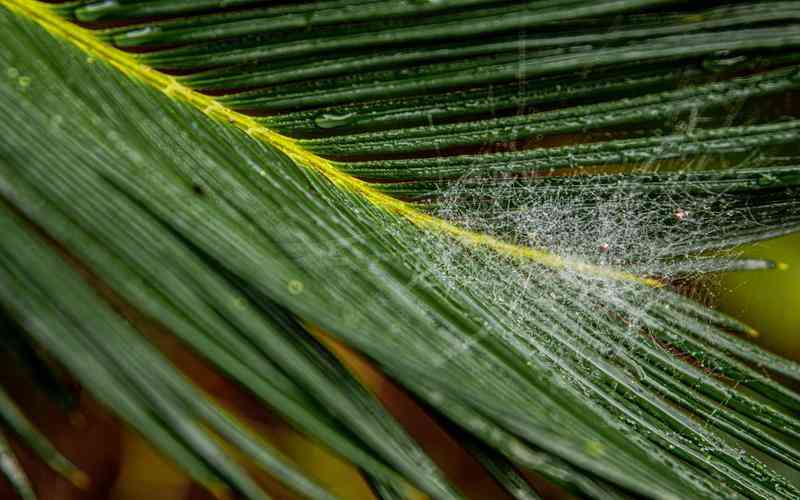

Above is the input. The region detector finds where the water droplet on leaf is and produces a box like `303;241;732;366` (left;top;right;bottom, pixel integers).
314;112;356;129
288;280;304;295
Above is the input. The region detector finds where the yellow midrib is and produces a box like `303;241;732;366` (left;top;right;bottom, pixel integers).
1;0;660;287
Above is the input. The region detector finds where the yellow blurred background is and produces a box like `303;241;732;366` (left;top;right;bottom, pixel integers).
714;234;800;362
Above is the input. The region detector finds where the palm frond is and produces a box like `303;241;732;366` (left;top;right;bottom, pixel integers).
1;1;800;499
0;431;36;500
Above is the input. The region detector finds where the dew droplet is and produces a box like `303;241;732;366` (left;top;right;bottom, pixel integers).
314;112;356;129
584;440;605;457
80;0;119;14
757;173;778;186
17;76;31;89
287;280;304;295
122;27;157;40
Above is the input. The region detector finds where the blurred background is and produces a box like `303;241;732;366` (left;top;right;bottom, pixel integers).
715;234;800;362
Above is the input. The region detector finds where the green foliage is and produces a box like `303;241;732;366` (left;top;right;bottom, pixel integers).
2;1;800;499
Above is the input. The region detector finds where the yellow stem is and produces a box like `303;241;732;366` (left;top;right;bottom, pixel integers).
0;0;661;287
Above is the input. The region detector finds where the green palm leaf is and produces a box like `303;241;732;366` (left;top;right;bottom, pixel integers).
1;1;800;499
